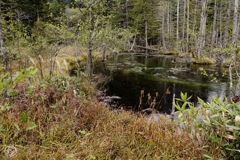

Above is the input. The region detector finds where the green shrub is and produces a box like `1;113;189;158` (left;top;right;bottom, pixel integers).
175;93;240;159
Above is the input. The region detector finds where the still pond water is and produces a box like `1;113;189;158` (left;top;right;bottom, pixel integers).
95;53;231;114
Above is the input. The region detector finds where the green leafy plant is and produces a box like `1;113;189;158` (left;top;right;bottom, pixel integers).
174;92;193;112
0;66;38;97
173;92;240;159
20;112;37;131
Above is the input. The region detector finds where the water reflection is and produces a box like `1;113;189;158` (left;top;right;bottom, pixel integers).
95;53;231;114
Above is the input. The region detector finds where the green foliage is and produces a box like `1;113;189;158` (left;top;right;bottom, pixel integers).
199;67;224;83
192;56;216;64
0;66;38;97
20;112;28;123
174;92;193;112
26;122;37;131
175;94;240;159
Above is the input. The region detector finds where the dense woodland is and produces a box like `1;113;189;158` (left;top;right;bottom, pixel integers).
1;0;240;159
1;0;240;76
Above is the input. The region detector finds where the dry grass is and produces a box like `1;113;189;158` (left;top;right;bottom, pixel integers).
0;76;225;159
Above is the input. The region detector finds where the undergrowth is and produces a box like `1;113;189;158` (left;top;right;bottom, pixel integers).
192;56;216;64
0;67;227;159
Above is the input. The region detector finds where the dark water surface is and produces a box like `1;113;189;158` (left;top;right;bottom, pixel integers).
95;53;230;114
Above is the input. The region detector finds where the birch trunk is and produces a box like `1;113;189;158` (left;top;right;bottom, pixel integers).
232;0;239;58
196;0;208;59
219;0;223;47
186;0;189;53
210;0;217;54
145;21;148;49
182;0;186;40
162;3;166;53
176;0;180;41
193;0;198;33
167;0;170;32
223;0;231;48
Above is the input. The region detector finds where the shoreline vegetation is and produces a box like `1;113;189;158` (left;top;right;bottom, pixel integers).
0;46;240;159
1;0;240;158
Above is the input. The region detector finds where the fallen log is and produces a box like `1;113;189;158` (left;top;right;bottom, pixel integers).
133;45;159;52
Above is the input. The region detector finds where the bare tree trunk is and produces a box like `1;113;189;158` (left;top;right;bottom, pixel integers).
130;34;136;51
182;0;186;40
193;0;198;33
219;0;223;48
162;3;166;53
87;40;93;78
223;0;231;48
210;0;217;54
167;0;170;33
196;0;208;59
145;21;148;49
232;0;239;58
167;0;172;43
87;5;93;79
0;3;8;73
102;44;106;62
176;0;180;41
186;0;189;53
65;4;70;28
125;0;129;29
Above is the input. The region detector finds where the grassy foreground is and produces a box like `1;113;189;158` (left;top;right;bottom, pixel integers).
0;68;228;160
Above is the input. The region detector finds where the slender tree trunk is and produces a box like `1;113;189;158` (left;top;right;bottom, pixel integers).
125;0;129;28
65;4;70;28
197;0;208;59
130;34;136;51
87;5;93;79
145;21;148;49
193;0;198;33
167;0;170;32
211;0;217;54
176;0;180;41
219;0;223;47
182;0;186;40
167;0;172;43
223;0;231;48
87;40;93;78
232;0;239;58
162;3;166;53
50;50;53;76
186;0;189;53
0;3;7;72
102;44;106;62
75;42;81;77
124;0;129;49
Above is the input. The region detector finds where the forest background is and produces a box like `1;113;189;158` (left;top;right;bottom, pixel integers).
1;0;240;159
1;0;240;76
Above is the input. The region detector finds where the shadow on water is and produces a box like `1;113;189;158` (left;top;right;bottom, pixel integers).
94;53;231;114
